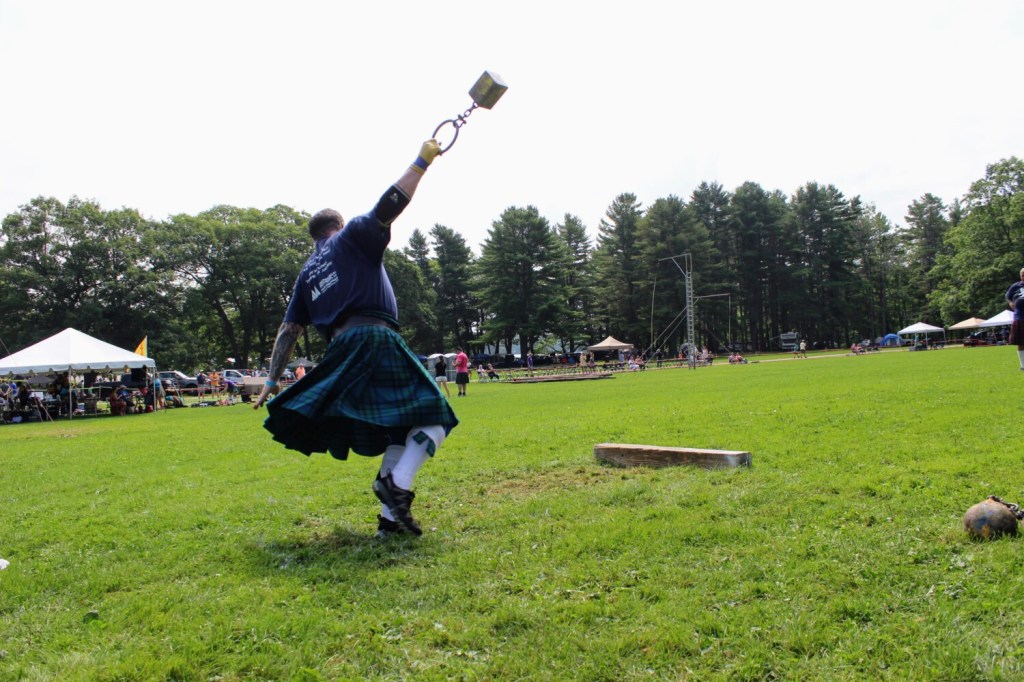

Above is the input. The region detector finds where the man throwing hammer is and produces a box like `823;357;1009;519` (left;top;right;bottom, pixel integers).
254;139;458;538
1006;266;1024;371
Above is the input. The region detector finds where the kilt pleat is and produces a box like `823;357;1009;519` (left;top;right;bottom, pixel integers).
264;326;458;460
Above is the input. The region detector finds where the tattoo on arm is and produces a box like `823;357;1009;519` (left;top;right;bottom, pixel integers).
269;322;303;382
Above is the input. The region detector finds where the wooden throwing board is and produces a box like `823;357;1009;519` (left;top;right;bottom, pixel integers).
594;443;751;469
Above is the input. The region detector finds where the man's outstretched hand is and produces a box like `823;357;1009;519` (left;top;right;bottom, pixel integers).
253;383;279;409
420;138;441;164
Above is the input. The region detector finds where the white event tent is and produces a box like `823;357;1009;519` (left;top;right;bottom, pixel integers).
978;310;1013;328
0;328;154;376
0;328;155;419
897;322;943;335
897;322;946;346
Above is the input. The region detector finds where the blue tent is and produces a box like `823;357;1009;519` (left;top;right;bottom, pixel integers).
881;333;900;347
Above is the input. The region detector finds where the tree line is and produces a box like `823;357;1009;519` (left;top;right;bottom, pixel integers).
2;156;1021;371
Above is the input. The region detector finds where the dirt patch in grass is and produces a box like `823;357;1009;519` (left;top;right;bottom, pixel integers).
482;464;648;500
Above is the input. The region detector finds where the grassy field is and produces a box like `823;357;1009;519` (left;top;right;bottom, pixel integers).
3;346;1024;681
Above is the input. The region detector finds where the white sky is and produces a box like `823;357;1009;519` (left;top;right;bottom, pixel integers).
2;1;1022;253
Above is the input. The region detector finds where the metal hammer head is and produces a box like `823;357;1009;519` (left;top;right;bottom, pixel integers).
468;71;508;109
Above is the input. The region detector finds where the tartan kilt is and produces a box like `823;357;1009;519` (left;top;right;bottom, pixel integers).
264;326;458;460
1012;319;1023;348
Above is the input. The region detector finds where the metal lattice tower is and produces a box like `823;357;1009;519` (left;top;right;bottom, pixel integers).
660;253;696;360
683;253;695;357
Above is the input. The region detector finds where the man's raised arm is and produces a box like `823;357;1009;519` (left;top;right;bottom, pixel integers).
373;140;442;226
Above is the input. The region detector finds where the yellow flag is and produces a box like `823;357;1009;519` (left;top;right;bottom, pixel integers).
134;337;148;357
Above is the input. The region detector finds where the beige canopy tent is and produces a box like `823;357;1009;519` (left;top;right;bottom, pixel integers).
587;336;634;352
948;317;987;330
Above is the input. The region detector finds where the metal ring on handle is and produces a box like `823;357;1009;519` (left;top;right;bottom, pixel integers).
432;103;478;155
430;120;462;156
432;119;461;155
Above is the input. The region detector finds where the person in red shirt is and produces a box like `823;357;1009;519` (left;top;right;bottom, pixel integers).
454;347;470;397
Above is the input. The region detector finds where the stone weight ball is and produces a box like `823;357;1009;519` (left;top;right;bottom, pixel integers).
963;498;1019;539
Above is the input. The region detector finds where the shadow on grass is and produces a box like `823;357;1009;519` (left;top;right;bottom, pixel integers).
246;524;430;578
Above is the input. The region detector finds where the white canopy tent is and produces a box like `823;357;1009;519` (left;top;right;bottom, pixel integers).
897;322;946;347
979;310;1013;327
0;328;155;419
897;322;943;335
0;328;154;375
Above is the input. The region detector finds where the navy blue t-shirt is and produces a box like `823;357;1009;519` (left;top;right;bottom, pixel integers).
284;209;399;338
1007;281;1024;321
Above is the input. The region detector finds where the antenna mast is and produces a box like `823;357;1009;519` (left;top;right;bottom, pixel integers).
660;253;695;358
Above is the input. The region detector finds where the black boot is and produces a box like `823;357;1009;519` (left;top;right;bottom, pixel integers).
372;473;422;536
375;514;404;539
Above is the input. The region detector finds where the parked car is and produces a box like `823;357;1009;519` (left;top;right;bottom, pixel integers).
963;331;993;347
158;370;198;389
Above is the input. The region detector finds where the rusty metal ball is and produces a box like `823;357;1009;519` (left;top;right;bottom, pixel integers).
963;499;1019;539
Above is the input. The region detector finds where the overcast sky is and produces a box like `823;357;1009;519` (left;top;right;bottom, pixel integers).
2;1;1021;253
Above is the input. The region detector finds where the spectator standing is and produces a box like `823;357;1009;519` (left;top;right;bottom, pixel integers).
454;347;470;397
434;356;450;398
16;382;31;409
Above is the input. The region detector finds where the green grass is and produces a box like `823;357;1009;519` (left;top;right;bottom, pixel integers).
3;347;1024;680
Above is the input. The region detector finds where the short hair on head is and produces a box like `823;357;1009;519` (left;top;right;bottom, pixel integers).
309;209;344;240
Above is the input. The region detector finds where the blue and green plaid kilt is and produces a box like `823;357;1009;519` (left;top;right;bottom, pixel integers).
264;326;458;460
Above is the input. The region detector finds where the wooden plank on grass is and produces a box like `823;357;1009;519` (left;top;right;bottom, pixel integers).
594;443;751;469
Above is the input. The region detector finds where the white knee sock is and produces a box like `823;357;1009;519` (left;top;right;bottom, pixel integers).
378;445;404;521
1018;350;1024;369
390;425;446;490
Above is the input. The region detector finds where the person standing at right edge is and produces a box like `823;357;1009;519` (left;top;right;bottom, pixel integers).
1006;267;1024;371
